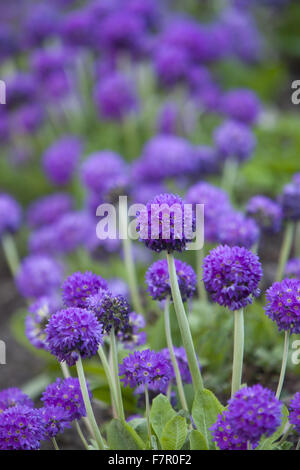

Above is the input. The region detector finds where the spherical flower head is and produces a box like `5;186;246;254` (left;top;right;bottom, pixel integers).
286;259;300;280
81;151;127;196
186;182;231;243
61;8;93;48
6;73;37;111
246;195;282;233
217;211;260;249
40;405;71;439
42;136;82;186
16;255;63;299
45;307;103;366
119;349;172;392
24;4;60;47
0;193;21;237
192;146;220;177
28;225;59;256
0;405;45;450
131;182;168;205
86;291;130;336
264;278;300;333
161;347;193;385
293;173;300;185
280;181;300;221
221;88;261;124
214;120;256;162
26;295;60;350
54;211;97;254
0;388;34;413
154;45;190;87
225;384;282;444
289;392;300;434
211;412;247;450
118;312;147;350
62;271;108;308
203;245;263;311
27;193;73;229
42;377;90;421
95;73;138;121
146;259;197;302
138;193;195;253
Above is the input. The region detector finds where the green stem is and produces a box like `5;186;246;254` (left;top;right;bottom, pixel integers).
119;198;144;314
221;158;239;200
110;329;125;421
74;421;90;451
145;384;151;446
60;361;71;379
2;234;19;277
163;297;189;412
75;355;105;450
276;331;290;399
231;309;244;397
276;223;294;282
52;437;59;450
166;252;203;392
196;248;208;302
296;439;300;450
278;424;293;445
98;345;119;418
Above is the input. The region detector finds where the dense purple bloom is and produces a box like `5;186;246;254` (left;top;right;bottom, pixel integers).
28;225;59;255
0;406;45;450
246;195;282;233
0;25;19;63
280;181;300;221
217;211;260;248
54;211;97;253
192;146;220;177
161;347;193;385
221;89;261;124
27;193;73;229
11;102;45;135
61;8;93;48
186;182;231;243
214;120;256;162
264;279;300;333
42;377;89;421
16;255;63;299
203;245;263;310
125;0;160;29
0;388;33;413
26;296;60;350
138;193;195;253
154;45;190;87
119;349;172;391
289;392;300;434
146;259;197;302
24;4;60;47
210;412;247;450
156;102;181;135
293;173;300;185
62;271;108;309
131;182;168;205
6;73;36;111
119;312;147;349
95;73;138;121
45;307;103;365
86;292;130;336
40;405;71;439
107;278;130;299
0;193;21;237
286;259;300;280
42;136;82;186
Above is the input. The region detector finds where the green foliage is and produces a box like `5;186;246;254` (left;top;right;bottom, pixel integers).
189;430;209;450
106;419;145;450
150;394;177;441
160;415;188;450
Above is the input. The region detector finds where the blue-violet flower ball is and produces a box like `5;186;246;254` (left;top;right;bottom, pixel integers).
286;259;300;280
42;136;82;186
0;193;21;237
62;271;108;308
280;181;300;221
217;211;260;249
86;292;130;336
27;193;73;229
246;195;282;233
0;388;34;413
0;406;45;450
289;392;300;434
214;120;256;163
264;278;300;334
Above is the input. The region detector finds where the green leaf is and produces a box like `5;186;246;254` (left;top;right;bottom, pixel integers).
257;406;290;450
160;415;188;450
106;419;145;450
189;430;209;450
192;388;225;449
150;394;176;441
128;418;148;444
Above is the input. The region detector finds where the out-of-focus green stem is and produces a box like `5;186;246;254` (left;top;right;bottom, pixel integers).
276;331;290;399
196;248;208;302
98;345;119;418
145;384;151;446
110;329;125;421
221;158;239;200
52;437;59;450
2;234;19;277
231;309;244;397
276;223;294;282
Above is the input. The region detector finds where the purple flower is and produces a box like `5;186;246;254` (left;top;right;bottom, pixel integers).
54;212;97;253
42;377;90;421
0;406;45;450
0;25;19;63
161;347;193;385
213;385;282;447
246;195;282;233
210;412;247;450
289;392;300;434
0;193;21;237
280;181;300;221
45;307;103;366
264;279;300;334
62;271;108;308
95;73;138;121
217;211;260;249
16;255;63;299
214;120;256;162
26;296;60;350
192;146;220;177
24;4;60;47
203;245;263;311
119;312;147;350
86;292;130;336
42;136;82;186
61;8;93;48
0;388;33;413
286;259;300;280
131;182;168;205
156;102;180;135
40;405;71;439
28;225;59;255
27;193;73;229
119;349;172;392
146;259;197;302
6;73;36;112
154;45;190;87
138;193;195;253
293;173;300;185
221;88;261;124
107;278;130;299
186;182;231;243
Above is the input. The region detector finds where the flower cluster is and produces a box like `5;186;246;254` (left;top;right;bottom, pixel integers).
62;271;108;308
280;181;300;221
0;388;33;413
0;193;21;237
217;211;260;249
264;279;300;333
161;347;193;384
25;295;60;350
246;195;282;233
289;392;300;434
40;405;71;439
285;259;300;280
0;406;45;450
86;292;130;336
118;312;146;350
